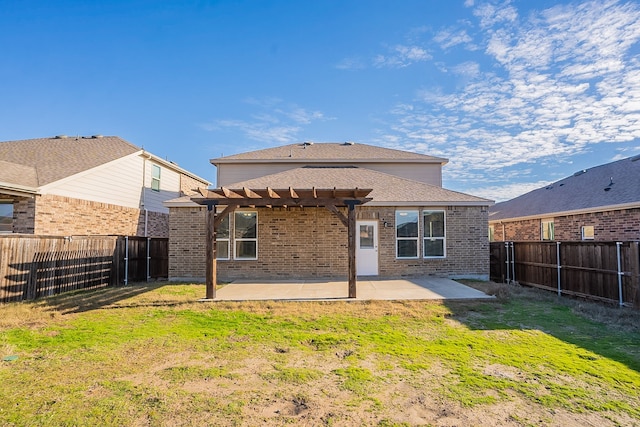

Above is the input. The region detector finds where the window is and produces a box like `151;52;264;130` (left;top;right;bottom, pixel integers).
151;165;161;192
234;211;257;259
423;211;445;258
396;210;419;258
216;213;230;259
0;201;12;233
489;225;495;242
541;219;554;241
581;225;594;240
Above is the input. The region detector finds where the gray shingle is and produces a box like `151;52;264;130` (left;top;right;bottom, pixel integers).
0;136;140;187
212;142;448;164
224;166;491;205
489;155;640;221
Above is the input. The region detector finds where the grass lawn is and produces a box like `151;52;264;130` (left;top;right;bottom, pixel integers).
1;281;639;426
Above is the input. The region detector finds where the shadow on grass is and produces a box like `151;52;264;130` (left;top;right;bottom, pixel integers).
35;282;169;314
448;280;640;374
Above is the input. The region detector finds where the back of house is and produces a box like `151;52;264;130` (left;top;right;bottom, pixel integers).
166;141;493;282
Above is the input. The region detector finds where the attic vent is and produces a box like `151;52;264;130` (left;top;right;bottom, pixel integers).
573;169;587;177
54;135;68;139
631;154;640;162
343;141;355;145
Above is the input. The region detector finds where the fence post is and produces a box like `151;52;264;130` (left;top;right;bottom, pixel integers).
146;237;151;282
510;242;516;284
556;241;562;297
505;241;510;284
616;242;623;307
631;242;639;310
124;236;129;286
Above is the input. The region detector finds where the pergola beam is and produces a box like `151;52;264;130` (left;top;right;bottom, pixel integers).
193;187;373;300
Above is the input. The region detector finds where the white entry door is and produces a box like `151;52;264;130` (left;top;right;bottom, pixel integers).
356;220;378;276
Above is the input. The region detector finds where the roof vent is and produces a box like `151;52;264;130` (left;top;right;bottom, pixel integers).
92;135;104;139
631;154;640;162
545;185;553;190
302;141;314;146
54;135;68;139
573;169;587;177
344;141;355;145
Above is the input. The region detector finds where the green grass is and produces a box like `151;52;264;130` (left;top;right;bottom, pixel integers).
0;281;639;426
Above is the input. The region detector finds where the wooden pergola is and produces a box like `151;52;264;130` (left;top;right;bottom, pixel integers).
191;186;373;300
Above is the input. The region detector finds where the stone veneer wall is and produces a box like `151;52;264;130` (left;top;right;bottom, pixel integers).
168;205;489;281
491;208;640;242
14;194;168;237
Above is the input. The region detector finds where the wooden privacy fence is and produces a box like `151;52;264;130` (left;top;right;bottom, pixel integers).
490;241;640;308
0;235;168;303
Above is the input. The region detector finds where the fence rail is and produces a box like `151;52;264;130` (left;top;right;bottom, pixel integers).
0;235;168;303
490;241;640;308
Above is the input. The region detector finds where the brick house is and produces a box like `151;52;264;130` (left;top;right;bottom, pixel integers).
0;135;209;237
165;142;492;282
489;154;640;242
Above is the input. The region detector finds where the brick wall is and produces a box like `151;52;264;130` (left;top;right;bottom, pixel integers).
16;194;169;237
491;208;640;242
168;204;489;281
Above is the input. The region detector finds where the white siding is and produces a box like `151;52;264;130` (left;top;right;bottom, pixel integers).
42;154;145;208
218;162;442;187
41;155;182;213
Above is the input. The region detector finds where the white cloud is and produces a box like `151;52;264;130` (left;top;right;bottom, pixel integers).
335;57;366;70
202;99;327;143
465;180;552;202
373;44;431;68
378;0;640;193
433;28;473;50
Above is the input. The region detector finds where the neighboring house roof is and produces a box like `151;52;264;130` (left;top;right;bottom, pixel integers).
0;135;210;192
166;166;492;207
489;154;640;222
211;142;448;165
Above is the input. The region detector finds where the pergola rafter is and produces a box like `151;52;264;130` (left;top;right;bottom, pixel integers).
192;186;373;300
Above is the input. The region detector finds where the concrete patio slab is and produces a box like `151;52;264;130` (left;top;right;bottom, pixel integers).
214;277;493;301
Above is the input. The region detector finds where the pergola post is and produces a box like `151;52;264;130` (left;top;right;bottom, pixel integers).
205;202;218;300
346;201;358;298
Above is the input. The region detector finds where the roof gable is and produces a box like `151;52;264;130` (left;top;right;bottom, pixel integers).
212;142;448;164
489;155;640;221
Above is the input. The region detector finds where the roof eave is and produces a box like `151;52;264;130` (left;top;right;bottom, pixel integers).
0;182;39;197
489;201;640;223
143;151;211;185
367;200;493;207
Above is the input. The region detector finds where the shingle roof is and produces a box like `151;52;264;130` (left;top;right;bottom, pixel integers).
0;136;140;187
221;166;491;206
212;142;448;164
489;154;640;221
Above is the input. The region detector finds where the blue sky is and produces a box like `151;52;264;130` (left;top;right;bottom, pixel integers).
1;0;640;201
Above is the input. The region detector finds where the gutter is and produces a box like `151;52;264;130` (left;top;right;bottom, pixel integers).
0;182;39;197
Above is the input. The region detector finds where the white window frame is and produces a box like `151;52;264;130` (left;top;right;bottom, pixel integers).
234;211;258;260
151;164;161;192
489;225;495;242
396;210;419;259
541;219;554;241
216;212;230;260
0;201;13;233
423;210;446;259
581;225;595;241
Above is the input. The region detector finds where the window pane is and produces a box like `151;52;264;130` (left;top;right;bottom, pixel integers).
359;225;374;248
0;203;12;232
216;240;229;259
424;239;444;257
397;240;417;258
152;165;161;179
396;211;418;237
235;241;256;259
217;214;230;239
235;212;257;239
423;211;444;237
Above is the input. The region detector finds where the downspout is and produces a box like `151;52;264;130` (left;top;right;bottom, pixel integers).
142;153;148;237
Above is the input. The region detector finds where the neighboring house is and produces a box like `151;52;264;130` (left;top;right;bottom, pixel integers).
0;135;210;237
165;142;493;281
489;154;640;242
